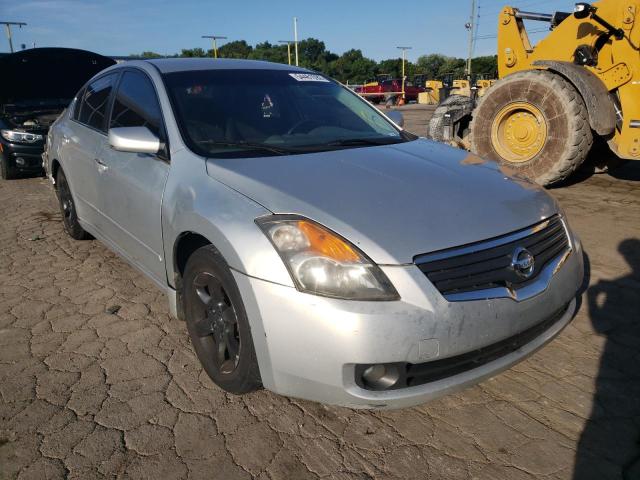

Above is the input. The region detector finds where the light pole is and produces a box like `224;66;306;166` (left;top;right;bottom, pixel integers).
1;21;27;53
293;17;299;66
278;40;293;65
396;46;412;101
465;0;477;78
201;35;227;58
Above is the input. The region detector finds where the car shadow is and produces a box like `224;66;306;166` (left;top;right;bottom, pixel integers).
573;239;640;479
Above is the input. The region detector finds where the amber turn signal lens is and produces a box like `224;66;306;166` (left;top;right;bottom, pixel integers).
297;220;360;262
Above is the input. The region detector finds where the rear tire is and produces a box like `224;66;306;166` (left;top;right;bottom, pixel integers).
470;70;593;186
0;156;17;180
56;169;91;240
183;245;262;395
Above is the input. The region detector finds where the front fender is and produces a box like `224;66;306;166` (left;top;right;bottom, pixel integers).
161;150;294;290
533;60;616;136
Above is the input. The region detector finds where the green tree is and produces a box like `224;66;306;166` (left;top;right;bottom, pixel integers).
327;49;377;84
437;57;466;79
180;48;207;58
129;51;163;59
249;41;289;64
217;40;253;59
376;58;417;80
415;54;449;79
471;55;498;78
145;40;496;84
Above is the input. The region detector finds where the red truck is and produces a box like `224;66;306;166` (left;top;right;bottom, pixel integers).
356;78;425;104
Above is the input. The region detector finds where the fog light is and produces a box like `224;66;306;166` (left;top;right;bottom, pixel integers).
362;364;400;390
15;157;26;166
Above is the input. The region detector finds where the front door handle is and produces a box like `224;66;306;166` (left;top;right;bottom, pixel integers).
94;158;108;171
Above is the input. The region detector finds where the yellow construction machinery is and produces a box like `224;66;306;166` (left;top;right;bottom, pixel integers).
428;1;640;186
450;78;495;97
420;75;496;105
418;80;444;104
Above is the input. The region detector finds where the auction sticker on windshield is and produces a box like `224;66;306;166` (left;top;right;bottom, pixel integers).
289;73;329;82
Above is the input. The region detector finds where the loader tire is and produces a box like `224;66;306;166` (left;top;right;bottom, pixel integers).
428;95;474;147
469;70;593;186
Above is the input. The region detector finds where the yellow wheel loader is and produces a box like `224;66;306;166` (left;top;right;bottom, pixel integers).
427;1;640;186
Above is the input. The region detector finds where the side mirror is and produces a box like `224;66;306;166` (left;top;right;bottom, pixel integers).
387;110;404;128
108;127;161;154
574;2;593;19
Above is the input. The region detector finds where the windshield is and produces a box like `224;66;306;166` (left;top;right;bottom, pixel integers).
163;69;413;158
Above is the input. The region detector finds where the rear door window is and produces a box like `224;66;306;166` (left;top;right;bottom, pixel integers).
109;70;163;139
78;73;117;132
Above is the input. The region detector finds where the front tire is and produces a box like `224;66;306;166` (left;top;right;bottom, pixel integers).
470;70;593;186
0;155;17;180
56;169;91;240
183;245;261;395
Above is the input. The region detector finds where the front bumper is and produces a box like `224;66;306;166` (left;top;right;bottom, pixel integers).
235;235;584;409
0;141;45;172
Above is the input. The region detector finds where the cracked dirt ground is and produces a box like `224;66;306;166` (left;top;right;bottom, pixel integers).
1;120;639;478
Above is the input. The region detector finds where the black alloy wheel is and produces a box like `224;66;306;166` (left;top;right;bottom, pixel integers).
191;271;241;374
183;245;261;394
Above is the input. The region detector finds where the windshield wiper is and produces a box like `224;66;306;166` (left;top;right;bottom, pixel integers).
198;140;295;155
326;137;403;147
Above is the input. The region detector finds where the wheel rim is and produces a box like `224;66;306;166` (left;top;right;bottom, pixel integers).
491;102;547;163
190;271;241;375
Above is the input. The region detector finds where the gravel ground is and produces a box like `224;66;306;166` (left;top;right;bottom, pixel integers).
1;109;639;479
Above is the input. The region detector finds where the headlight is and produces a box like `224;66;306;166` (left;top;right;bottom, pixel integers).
256;215;399;301
1;129;43;144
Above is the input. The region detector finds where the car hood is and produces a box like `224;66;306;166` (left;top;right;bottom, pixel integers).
0;48;116;106
205;139;558;265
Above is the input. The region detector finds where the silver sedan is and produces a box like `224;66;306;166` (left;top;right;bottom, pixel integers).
44;59;584;409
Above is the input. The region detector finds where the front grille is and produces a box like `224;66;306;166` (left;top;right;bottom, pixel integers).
355;302;570;391
414;215;570;298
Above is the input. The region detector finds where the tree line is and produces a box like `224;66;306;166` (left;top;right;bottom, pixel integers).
133;38;497;84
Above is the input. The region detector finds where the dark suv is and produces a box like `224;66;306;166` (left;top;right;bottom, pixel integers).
0;48;115;179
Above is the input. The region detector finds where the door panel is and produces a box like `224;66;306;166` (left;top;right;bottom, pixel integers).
59;120;103;225
96;146;169;283
96;69;170;284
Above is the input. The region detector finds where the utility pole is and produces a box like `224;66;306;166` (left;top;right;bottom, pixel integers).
293;17;299;66
278;40;293;65
1;21;27;53
397;46;412;101
201;35;227;58
465;0;476;78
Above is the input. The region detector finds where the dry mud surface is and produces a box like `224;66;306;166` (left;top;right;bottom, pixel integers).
1;110;639;479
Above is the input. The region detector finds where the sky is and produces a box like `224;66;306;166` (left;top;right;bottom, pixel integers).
1;0;573;61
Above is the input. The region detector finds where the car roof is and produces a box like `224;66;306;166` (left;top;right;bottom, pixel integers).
140;58;312;74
